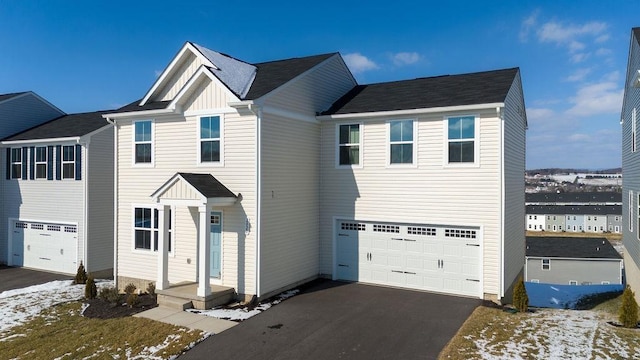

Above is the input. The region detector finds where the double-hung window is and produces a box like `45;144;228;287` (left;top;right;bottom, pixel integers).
630;191;634;232
447;116;476;163
542;258;550;270
134;120;152;164
134;207;172;252
62;145;75;179
10;148;21;179
338;124;361;166
389;120;414;165
200;116;221;163
35;146;47;179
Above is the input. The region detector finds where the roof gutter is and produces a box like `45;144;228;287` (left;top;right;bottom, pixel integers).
1;136;81;145
101;108;175;120
317;102;505;120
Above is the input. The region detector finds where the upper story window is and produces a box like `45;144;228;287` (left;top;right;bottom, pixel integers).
10;148;21;179
447;116;476;163
199;116;221;163
34;146;47;179
62;145;75;179
338;124;361;166
134;120;152;164
389;120;414;165
542;258;550;270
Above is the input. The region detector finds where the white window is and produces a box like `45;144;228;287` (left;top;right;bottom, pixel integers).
569;280;578;285
199;116;221;163
530;279;540;283
338;124;361;166
534;215;537;220
134;120;153;164
633;108;637;153
602;281;610;285
528;224;531;229
10;148;21;179
62;145;75;179
542;259;550;270
447;116;476;163
35;146;47;179
134;207;172;252
388;120;414;165
632;191;635;232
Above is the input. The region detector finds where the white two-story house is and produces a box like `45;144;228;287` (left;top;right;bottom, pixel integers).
104;41;526;308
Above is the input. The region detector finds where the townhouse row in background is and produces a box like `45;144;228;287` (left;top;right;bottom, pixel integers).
0;41;527;308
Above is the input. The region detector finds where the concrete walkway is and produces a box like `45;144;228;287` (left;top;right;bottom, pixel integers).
134;306;237;334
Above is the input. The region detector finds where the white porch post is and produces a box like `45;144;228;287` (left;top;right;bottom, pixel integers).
197;205;211;297
156;205;170;290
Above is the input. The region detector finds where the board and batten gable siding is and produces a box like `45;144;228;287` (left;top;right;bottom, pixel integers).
157;52;205;102
1;143;85;269
319;108;503;297
115;106;257;295
183;78;237;113
501;71;527;298
622;30;640;301
86;126;114;274
526;257;622;285
0;93;63;138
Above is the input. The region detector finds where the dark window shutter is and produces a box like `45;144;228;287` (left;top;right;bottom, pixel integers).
75;144;82;180
5;148;10;180
55;145;61;180
47;146;54;180
29;146;35;180
21;147;27;180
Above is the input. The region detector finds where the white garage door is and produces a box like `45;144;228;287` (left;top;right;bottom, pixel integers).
335;220;481;298
11;220;78;274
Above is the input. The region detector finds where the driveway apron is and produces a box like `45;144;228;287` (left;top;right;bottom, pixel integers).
0;266;72;293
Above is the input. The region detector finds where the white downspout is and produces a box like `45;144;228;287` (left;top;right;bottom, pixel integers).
250;104;262;298
106;118;118;288
498;106;506;300
81;139;90;273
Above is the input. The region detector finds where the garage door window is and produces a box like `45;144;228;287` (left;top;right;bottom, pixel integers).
134;207;172;252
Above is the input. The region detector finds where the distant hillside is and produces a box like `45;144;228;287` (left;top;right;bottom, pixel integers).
526;168;622;176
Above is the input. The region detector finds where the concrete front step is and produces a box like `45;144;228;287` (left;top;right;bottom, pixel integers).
156;284;236;310
157;294;193;310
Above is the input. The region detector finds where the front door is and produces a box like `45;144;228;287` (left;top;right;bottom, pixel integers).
210;211;222;279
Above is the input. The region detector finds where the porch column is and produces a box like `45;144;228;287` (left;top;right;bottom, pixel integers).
156;205;170;290
197;205;211;297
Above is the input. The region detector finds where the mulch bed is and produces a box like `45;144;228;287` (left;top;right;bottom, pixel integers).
82;294;158;319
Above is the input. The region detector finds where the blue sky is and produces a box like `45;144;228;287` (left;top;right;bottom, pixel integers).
1;1;638;170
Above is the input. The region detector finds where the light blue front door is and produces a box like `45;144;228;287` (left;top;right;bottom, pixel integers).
210;211;222;279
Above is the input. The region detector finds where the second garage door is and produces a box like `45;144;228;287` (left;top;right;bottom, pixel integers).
11;220;78;274
335;219;481;298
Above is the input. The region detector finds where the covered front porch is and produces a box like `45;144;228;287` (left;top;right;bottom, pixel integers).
151;172;239;309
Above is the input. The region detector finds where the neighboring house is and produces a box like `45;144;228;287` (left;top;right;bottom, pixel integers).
566;212;585;233
526;205;621;233
527;213;545;231
622;27;640;302
546;214;565;232
608;214;622;233
525;236;623;285
1;111;114;276
103;41;526;308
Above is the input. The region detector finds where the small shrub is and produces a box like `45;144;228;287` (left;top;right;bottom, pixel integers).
124;283;137;295
85;275;97;299
73;261;88;285
513;277;529;313
126;293;139;308
147;282;156;299
619;286;639;328
99;286;121;304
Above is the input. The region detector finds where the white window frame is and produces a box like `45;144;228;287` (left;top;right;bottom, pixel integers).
34;146;47;179
542;258;550;270
530;279;540;283
61;145;75;180
336;123;363;168
387;119;417;167
630;190;634;232
197;115;224;166
132;120;154;166
10;148;21;179
602;281;610;285
633;108;637;153
444;115;479;167
569;280;578;285
132;205;174;255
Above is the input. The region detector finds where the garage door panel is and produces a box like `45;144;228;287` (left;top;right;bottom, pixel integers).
11;220;77;274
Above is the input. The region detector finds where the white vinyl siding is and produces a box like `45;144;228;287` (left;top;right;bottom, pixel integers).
157;52;206;102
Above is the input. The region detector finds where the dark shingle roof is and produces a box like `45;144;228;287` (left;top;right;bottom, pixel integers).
322;68;519;115
3;110;110;141
526;192;621;204
105;99;171;114
526;205;621;215
244;53;336;100
0;92;28;103
634;27;640;45
178;173;236;198
526;237;621;259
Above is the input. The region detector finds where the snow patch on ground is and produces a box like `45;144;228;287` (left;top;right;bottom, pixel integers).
188;289;299;321
0;279;112;335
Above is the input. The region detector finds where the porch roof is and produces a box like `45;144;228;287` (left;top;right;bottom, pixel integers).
151;172;237;206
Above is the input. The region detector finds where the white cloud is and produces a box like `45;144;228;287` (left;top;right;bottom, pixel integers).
537;21;607;44
526;107;556;121
565;78;624;117
519;10;539;42
343;53;379;74
595;34;610;43
392;52;420;66
570;53;590;63
596;48;612;56
568;40;585;53
568;133;591;142
565;68;591;82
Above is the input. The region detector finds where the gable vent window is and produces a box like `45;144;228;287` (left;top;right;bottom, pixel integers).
341;222;366;231
407;227;436;236
444;228;477;238
373;224;400;233
31;224;44;230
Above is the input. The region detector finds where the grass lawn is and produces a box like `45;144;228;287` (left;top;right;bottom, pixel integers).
439;296;640;359
0;301;206;360
526;230;622;242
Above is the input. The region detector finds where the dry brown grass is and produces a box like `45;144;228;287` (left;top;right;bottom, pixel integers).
0;301;206;360
526;230;622;242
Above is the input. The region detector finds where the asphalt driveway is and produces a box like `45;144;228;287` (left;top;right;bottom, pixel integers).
180;280;481;360
0;265;71;293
